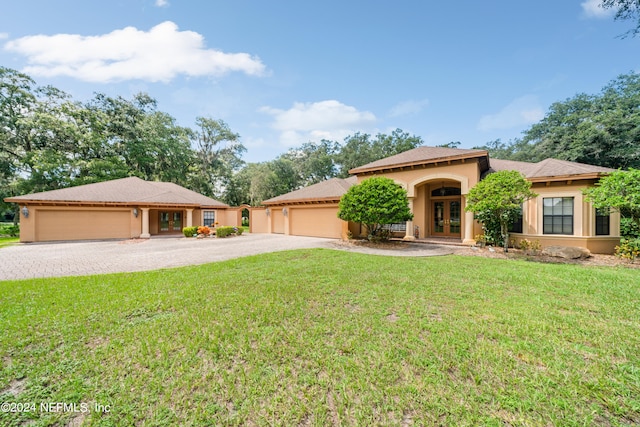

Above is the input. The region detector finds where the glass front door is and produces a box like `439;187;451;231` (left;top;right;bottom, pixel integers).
159;211;182;233
432;199;461;237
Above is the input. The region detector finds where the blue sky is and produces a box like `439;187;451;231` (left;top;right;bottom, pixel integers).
0;0;637;162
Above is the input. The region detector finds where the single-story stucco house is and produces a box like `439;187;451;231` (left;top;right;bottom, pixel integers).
251;146;620;254
5;177;243;242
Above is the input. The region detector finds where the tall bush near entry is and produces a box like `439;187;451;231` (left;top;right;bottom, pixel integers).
465;170;537;253
337;177;413;241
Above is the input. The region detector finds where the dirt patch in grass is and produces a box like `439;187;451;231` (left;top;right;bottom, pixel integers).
458;246;640;268
2;378;26;396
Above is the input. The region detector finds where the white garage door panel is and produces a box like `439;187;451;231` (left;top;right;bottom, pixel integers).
36;210;131;241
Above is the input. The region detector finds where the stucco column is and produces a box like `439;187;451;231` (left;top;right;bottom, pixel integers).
140;208;151;238
186;209;193;228
462;196;475;245
403;197;416;241
283;207;290;235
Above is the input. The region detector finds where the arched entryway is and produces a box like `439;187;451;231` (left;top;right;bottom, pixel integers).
405;173;475;244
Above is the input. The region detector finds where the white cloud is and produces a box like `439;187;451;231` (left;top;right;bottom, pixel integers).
260;100;377;146
388;98;429;117
3;21;265;83
155;0;169;7
581;0;613;18
0;33;8;40
477;95;544;132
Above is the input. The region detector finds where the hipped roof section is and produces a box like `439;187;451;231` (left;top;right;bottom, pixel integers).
4;176;229;208
487;158;614;181
349;146;490;175
262;176;357;206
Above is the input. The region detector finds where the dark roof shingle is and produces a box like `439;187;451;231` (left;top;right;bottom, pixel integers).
5;177;228;208
349;146;489;174
262;176;357;205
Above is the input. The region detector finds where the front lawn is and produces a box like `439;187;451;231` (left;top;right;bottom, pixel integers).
0;250;638;426
0;237;18;249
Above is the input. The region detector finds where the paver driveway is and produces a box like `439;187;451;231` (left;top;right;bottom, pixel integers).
0;234;456;280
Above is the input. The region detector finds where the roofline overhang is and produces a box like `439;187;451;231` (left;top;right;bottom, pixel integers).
349;151;489;175
527;172;608;183
261;197;340;206
2;199;229;209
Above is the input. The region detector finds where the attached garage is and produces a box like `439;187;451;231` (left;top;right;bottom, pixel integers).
5;177;230;243
258;177;357;239
36;209;131;242
290;206;343;238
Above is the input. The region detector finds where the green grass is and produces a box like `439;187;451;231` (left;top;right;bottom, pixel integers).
0;250;638;426
0;237;18;248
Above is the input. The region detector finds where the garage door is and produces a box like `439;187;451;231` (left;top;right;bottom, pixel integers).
290;207;342;238
271;209;285;234
36;210;131;242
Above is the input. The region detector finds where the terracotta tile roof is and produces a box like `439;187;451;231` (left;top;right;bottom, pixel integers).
349;146;489;174
5;177;229;208
262;176;357;205
488;158;613;180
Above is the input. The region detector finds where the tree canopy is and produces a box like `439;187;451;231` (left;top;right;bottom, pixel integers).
584;168;640;229
337;177;413;241
601;0;640;37
465;170;537;252
475;72;640;170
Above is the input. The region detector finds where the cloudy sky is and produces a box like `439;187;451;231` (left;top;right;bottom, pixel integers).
0;1;637;162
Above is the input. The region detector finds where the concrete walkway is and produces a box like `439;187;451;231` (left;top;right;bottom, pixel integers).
0;234;459;281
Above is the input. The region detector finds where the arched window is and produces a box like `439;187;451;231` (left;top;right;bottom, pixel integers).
431;187;461;197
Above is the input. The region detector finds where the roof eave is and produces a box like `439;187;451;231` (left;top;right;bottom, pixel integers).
527;172;608;183
349;151;489;175
262;197;341;206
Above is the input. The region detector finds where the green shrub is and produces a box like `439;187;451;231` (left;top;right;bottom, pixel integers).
216;226;235;238
0;224;19;237
620;217;640;238
182;226;198;237
615;238;640;262
234;226;244;236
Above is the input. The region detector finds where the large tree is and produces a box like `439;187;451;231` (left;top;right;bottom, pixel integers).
489;72;640;169
601;0;640;37
584;168;640;232
334;129;423;177
189;117;246;199
465;170;537;252
337;177;413;241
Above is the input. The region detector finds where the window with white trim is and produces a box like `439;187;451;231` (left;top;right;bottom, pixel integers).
543;197;574;235
203;211;215;227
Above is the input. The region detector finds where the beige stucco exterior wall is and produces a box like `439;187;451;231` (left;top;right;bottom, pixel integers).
357;160;482;242
509;181;620;254
271;208;285;234
250;208;268;233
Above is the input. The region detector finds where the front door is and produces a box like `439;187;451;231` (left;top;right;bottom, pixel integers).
432;199;461;237
159;211;183;233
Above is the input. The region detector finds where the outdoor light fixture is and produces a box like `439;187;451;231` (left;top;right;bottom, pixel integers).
439;182;446;196
265;208;271;216
133;208;139;218
282;207;288;217
21;206;29;218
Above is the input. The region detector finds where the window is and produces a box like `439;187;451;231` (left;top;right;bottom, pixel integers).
543;197;574;235
203;211;215;227
509;205;523;233
595;208;610;236
431;187;461;197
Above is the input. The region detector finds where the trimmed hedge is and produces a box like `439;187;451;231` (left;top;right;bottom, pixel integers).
216;226;243;238
182;226;198;237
